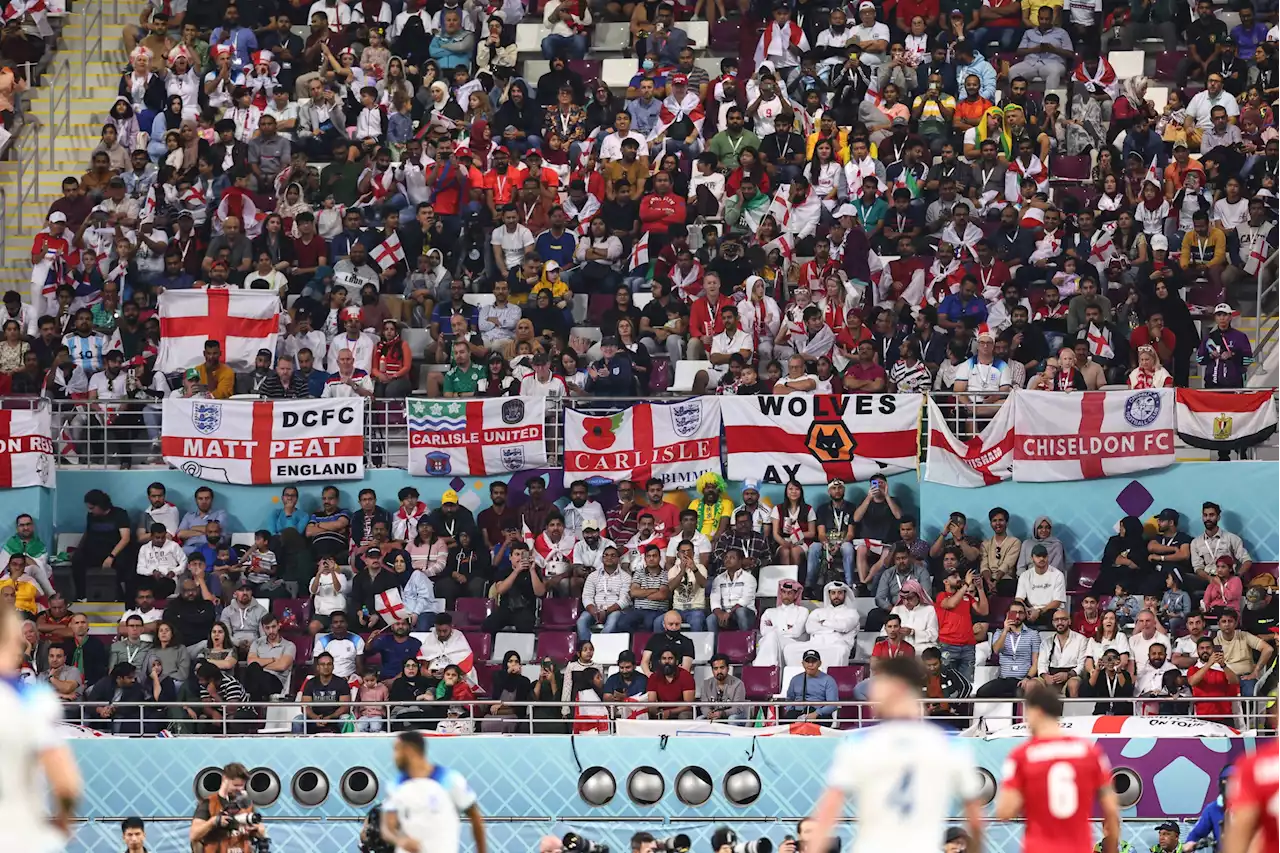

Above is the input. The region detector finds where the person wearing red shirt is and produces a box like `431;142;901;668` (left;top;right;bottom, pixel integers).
638;170;686;240
644;647;695;719
933;560;987;681
1188;637;1241;722
687;272;728;356
1127;313;1176;369
967;240;1011;300
894;0;939;35
31;213;76;265
1071;593;1102;638
842;340;887;392
642;480;683;538
997;687;1121;853
482;147;528;217
796;241;839;293
424;141;469;217
870;614;915;661
1223;735;1280;853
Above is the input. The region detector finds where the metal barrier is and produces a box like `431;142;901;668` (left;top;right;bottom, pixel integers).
54;696;1275;736
14;114;42;236
26;388;1280;470
79;0;114;97
1255;248;1278;368
45;56;72;171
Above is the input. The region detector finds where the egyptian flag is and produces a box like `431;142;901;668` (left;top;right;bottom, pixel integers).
753;20;809;66
1176;389;1278;452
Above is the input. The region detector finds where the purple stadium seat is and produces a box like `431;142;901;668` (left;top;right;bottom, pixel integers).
715;630;757;664
453;598;493;628
535;630;577;664
1052;183;1100;211
473;662;496;696
1154;51;1185;81
987;595;1014;626
462;630;492;664
741;665;780;700
1070;562;1101;593
540;597;581;631
1050;154;1091;181
271;598;311;626
827;665;863;700
284;630;312;663
586;294;614;326
631;631;653;662
566;60;601;81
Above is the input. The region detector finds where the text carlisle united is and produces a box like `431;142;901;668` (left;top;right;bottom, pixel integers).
411;426;543;447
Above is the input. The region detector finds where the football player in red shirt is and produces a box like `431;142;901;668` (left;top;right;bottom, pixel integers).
996;687;1121;853
1223;718;1279;853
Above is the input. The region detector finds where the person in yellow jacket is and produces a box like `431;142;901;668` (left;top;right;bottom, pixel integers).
688;472;735;539
1179;210;1228;307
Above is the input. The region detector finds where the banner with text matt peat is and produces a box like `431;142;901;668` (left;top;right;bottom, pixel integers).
721;394;921;484
407;397;548;476
161;397;365;484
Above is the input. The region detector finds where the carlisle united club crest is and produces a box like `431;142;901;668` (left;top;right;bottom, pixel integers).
425;452;452;475
671;401;702;437
502;399;525;425
191;402;223;435
1124;391;1161;427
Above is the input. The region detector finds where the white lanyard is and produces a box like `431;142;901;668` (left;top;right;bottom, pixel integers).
1006;630;1022;658
125;643;144;665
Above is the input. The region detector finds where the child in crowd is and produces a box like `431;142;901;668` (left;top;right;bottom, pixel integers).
1107;580;1143;628
242;529;287;598
355;670;389;732
1160;573;1192;636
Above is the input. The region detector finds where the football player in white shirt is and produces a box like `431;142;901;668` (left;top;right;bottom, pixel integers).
382;730;487;853
0;606;82;853
808;657;983;853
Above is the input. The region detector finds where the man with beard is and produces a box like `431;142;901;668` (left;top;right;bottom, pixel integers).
755;579;810;669
974;600;1041;700
366;617;422;682
699;653;747;723
164;578;217;652
380;731;488;853
807;479;856;594
1035;609;1087;698
243;613;297;699
1188;637;1241;722
804;581;861;666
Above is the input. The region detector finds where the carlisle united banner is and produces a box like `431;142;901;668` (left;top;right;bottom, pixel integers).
407;397;548;476
161;397;365;484
721;394;921;484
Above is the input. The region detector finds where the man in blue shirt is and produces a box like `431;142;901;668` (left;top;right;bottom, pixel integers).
367;618;423;680
208;4;258;70
1231;5;1269;56
626;78;663;137
783;649;839;725
586;336;634;395
534;207;576;268
938;275;989;332
602;649;649;699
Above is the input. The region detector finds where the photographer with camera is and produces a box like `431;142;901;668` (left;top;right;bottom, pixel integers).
189;762;267;853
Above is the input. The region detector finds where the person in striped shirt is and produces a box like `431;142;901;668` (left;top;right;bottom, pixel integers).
888;338;931;391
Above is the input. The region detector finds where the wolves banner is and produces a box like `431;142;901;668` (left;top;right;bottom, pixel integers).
564;399;721;486
407;397;547;476
721;395;921;484
1176;389;1278;452
924;394;1015;487
162;397;365;484
1013;389;1175;481
0;409;55;488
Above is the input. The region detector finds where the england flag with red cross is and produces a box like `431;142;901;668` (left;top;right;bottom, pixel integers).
156;290;280;373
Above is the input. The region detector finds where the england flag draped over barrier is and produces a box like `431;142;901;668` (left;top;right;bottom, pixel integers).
721;394;921;484
0;409;55;488
924;394;1015;486
162;397;365;484
156;290;280;373
1175;389;1278;452
407;397;548;476
564;399;721;486
1013;389;1175;482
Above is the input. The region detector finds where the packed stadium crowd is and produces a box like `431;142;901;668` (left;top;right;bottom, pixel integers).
2;470;1273;738
0;0;1267;429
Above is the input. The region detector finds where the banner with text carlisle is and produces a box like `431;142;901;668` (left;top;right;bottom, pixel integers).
161;397;365;484
407;397;548;476
722;394;922;484
564;399;721;486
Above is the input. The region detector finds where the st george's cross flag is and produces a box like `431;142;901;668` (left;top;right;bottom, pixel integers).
374;588;407;623
564;399;721;486
924;393;1015;487
372;232;406;270
0;408;55;488
1175;389;1278;452
407;397;547;476
156;290;279;373
629;232;650;271
1013;389;1175;482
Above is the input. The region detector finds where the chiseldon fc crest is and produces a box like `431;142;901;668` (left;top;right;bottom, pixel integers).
671;401;703;437
1213;415;1233;441
1124;391;1161;427
191;402;223;435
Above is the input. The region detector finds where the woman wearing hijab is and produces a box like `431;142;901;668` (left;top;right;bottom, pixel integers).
476;16;518;75
531;657;566;733
970;105;1011;161
388;657;435;730
1096;516;1154;597
147;95;187;162
1016;516;1069;579
1140;278;1197;387
480;650;533;733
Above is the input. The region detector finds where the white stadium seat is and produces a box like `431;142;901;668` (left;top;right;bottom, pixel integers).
515;23;542;52
602;58;637;90
230;532;256;549
463;293;496;308
590;632;632;665
593;22;630;51
670;360;712;393
402;328;431;358
687;632;716;664
491;632;536;664
1107;50;1144;81
757;564;798;597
